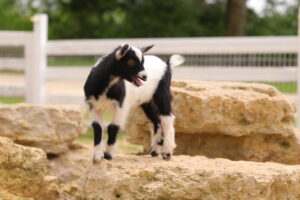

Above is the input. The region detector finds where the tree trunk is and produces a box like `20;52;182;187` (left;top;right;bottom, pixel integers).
226;0;247;36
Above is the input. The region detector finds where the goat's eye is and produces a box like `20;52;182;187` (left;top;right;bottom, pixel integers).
127;59;136;67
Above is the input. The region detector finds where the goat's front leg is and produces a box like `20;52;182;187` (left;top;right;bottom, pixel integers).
104;106;128;160
91;108;104;163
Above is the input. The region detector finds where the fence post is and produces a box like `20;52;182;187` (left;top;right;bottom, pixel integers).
25;14;48;104
296;6;300;128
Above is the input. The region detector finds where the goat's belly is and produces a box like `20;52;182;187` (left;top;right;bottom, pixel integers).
89;95;117;112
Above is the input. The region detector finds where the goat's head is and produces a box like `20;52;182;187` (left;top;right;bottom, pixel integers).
114;44;154;87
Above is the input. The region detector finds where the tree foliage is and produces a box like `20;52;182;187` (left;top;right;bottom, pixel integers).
0;0;32;30
0;0;298;39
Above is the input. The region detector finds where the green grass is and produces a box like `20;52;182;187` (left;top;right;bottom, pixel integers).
48;57;96;66
0;97;24;104
264;82;296;94
0;70;24;75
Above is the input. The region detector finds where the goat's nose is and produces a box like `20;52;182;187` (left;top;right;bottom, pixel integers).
138;71;147;81
141;74;147;81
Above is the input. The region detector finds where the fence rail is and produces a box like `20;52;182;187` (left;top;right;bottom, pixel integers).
0;31;32;45
0;58;25;70
47;36;298;55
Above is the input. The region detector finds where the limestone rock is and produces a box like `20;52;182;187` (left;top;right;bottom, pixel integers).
171;81;295;136
0;104;88;154
35;175;65;200
48;143;91;183
0;136;63;199
125;81;298;164
0;136;48;197
69;155;300;200
0;190;33;200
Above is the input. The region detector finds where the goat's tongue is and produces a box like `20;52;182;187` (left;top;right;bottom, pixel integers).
132;77;143;86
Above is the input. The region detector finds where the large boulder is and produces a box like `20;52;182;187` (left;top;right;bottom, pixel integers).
0;190;33;200
48;142;91;183
67;155;300;200
0;136;62;199
125;80;299;164
0;104;88;155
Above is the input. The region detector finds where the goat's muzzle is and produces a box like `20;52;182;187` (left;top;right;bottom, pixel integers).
132;71;147;87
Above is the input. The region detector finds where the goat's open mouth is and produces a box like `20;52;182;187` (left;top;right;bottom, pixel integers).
131;75;146;87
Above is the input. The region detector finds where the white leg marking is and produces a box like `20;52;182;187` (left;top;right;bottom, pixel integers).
106;144;116;156
151;125;163;154
160;114;176;156
93;144;104;163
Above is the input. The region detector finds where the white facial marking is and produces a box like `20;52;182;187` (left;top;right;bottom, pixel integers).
131;46;143;62
137;70;147;78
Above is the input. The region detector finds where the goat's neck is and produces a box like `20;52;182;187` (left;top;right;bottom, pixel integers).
108;76;121;87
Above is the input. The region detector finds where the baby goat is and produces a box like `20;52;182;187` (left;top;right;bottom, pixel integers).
84;44;184;163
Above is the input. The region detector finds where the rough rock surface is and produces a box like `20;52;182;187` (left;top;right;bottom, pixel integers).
48;142;91;183
67;155;300;200
0;136;62;199
172;81;295;136
0;104;88;154
125;80;298;164
0;190;33;200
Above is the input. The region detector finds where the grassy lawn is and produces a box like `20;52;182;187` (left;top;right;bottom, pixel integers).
0;97;24;104
48;57;96;66
264;82;296;94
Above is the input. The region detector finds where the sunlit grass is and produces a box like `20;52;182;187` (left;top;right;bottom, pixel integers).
264;82;296;94
0;70;24;75
48;57;96;66
0;97;24;104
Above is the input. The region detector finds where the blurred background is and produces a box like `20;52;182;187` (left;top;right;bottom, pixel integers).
1;0;298;38
0;0;300;108
0;0;299;145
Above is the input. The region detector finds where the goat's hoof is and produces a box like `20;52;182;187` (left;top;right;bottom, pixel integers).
150;150;158;157
104;152;112;160
93;155;103;164
162;153;171;160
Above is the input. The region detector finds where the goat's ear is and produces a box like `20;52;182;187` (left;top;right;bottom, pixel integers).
116;44;130;60
141;44;154;53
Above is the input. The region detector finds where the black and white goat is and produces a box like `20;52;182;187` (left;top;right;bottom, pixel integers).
84;44;184;163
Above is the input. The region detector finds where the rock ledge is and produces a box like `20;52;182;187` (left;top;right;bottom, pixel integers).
69;155;300;200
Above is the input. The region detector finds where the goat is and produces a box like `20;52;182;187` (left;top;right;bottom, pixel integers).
84;44;184;163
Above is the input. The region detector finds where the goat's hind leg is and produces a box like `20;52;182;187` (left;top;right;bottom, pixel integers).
159;114;176;160
141;102;163;157
150;125;163;157
154;90;176;160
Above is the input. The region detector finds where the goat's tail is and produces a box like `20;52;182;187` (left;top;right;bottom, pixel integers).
168;55;185;68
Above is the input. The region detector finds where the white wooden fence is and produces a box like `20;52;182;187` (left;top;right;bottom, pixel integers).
0;13;300;125
46;36;298;81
